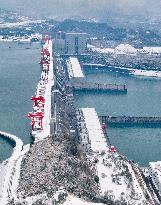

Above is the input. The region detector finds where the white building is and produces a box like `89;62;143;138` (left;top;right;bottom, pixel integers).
65;32;87;54
54;32;87;54
149;161;161;196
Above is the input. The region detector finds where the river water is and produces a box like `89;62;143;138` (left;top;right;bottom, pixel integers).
1;48;161;166
75;67;161;166
0;42;41;162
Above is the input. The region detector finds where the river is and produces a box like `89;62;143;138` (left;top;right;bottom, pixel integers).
1;50;161;166
0;42;41;162
75;67;161;166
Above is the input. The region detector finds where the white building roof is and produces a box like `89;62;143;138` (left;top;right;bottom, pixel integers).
68;57;84;78
81;108;107;152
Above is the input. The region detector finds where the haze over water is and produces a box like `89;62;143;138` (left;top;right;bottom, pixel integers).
75;68;161;166
0;42;41;162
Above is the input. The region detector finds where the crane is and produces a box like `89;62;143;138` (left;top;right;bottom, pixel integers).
28;112;44;131
31;96;45;106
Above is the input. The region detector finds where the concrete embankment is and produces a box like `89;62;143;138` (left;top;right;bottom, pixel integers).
0;131;29;205
72;81;127;93
100;116;161;127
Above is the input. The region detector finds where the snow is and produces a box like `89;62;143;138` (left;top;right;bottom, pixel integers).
21;193;49;205
81;108;108;153
149;161;161;180
149;161;161;195
130;69;161;78
80;108;151;204
94;154;147;203
88;44;114;54
83;63;105;67
0;160;8;199
0;131;25;204
142;47;161;54
111;66;161;78
86;46;161;78
0;20;45;28
0;33;42;42
15;193;105;205
63;195;104;205
0;37;30;42
96;154;129;198
33;40;54;142
115;44;137;55
67;57;84;78
89;43;161;55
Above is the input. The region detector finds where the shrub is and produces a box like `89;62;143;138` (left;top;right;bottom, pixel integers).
94;175;99;184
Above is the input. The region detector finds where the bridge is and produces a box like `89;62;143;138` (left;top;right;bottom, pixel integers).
99;116;161;127
72;81;127;93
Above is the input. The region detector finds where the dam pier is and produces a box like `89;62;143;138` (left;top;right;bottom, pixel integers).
67;57;127;93
71;81;127;93
100;115;161;127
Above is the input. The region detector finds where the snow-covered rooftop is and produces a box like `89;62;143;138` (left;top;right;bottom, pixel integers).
67;57;84;78
81;108;107;152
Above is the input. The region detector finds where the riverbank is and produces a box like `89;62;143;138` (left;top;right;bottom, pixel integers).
0;160;8;198
86;43;161;71
0;135;14;163
83;63;161;78
0;131;25;204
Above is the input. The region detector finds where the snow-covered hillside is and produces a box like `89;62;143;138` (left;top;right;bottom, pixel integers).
89;43;161;55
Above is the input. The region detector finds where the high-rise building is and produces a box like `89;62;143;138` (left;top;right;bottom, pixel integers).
65;32;87;54
54;32;87;55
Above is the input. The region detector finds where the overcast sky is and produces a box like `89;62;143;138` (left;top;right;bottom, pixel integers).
0;0;161;19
